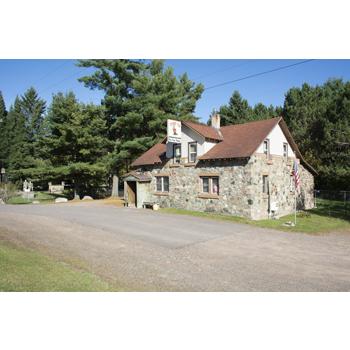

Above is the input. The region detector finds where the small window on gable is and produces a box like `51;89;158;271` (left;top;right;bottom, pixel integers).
188;142;197;163
263;139;270;157
283;143;288;159
173;144;181;164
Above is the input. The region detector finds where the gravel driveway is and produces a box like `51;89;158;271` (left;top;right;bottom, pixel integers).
1;202;349;291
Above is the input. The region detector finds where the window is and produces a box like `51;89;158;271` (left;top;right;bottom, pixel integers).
201;176;219;195
212;177;219;195
156;176;169;192
263;139;270;157
290;175;294;192
188;142;197;163
283;143;288;159
262;175;269;194
202;177;209;193
173;144;181;164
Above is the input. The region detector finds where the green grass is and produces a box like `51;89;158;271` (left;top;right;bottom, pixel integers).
6;191;66;205
159;200;350;234
0;240;118;291
6;196;32;205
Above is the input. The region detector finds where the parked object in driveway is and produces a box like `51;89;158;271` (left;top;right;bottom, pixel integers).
55;197;68;203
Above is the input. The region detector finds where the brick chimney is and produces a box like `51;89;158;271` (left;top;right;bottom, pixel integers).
211;113;221;129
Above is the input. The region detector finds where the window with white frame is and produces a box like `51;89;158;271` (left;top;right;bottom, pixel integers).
201;176;219;195
156;176;169;192
188;142;197;163
173;144;181;164
283;143;288;159
263;139;270;158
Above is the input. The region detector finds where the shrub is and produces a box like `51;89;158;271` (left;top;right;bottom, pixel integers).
0;182;19;203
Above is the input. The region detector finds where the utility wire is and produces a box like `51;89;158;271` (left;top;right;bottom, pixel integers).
204;59;316;91
193;60;258;80
31;60;71;87
39;70;82;94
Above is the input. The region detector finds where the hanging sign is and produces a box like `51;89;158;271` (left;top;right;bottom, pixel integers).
167;119;181;143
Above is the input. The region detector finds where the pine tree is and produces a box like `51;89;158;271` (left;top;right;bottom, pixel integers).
78;59;204;173
19;87;46;157
218;91;253;125
6;97;31;171
0;91;8;167
43;92;110;196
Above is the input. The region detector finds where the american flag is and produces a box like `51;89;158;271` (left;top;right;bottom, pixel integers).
293;160;301;192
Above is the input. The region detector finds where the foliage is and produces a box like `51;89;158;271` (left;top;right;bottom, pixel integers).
78;59;204;173
0;183;18;203
282;79;350;190
216;90;281;126
1;88;46;172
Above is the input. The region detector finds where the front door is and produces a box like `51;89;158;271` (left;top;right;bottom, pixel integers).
127;181;137;206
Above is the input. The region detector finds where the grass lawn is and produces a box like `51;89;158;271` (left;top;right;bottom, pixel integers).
6;191;65;205
0;240;118;292
160;199;350;234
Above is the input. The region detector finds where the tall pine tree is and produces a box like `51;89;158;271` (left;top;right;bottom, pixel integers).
0;91;8;168
78;59;204;173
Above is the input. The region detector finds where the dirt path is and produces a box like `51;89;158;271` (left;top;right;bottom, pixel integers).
1;203;350;291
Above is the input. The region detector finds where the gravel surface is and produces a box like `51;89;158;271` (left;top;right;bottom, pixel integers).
1;202;350;291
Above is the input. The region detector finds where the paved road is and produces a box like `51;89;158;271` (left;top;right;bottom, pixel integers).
1;202;350;291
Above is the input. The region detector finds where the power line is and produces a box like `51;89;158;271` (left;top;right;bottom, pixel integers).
39;70;82;95
31;60;71;87
204;59;316;91
193;60;258;80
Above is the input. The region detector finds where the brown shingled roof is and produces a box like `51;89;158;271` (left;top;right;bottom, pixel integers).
199;117;281;160
182;120;223;141
131;143;166;167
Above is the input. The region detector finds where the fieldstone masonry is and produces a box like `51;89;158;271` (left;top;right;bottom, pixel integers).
140;153;314;220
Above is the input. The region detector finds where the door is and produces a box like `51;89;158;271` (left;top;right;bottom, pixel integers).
127;181;137;206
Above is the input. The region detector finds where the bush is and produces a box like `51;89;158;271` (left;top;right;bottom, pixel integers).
0;183;19;203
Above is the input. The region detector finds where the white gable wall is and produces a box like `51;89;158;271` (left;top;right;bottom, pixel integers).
255;123;296;158
166;124;217;159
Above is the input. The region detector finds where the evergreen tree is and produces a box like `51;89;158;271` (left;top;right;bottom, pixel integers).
218;91;253;125
283;79;350;190
19;87;46;157
217;91;280;126
78;59;204;173
43;92;110;196
6;97;31;170
0;91;8;167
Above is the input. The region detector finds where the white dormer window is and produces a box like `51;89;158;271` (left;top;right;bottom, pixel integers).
173;144;181;164
263;139;270;158
188;142;197;163
283;143;288;159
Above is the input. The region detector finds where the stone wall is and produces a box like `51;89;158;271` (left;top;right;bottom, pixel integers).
138;154;315;220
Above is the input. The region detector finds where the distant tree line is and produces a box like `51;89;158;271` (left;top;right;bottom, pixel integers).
0;59;349;193
0;60;204;197
215;79;350;190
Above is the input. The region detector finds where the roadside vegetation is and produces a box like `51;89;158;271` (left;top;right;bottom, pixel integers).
160;198;350;234
5;191;67;205
0;238;119;292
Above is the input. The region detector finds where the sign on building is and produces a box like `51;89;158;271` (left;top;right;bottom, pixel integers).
167;119;181;143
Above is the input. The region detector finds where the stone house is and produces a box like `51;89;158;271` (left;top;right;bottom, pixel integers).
124;115;316;220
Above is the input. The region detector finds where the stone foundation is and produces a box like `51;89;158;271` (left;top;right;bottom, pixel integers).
138;154;314;220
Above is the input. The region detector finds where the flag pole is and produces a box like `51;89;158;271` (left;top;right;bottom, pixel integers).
294;184;297;226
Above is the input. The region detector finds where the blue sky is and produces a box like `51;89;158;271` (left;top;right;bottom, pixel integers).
1;59;350;123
